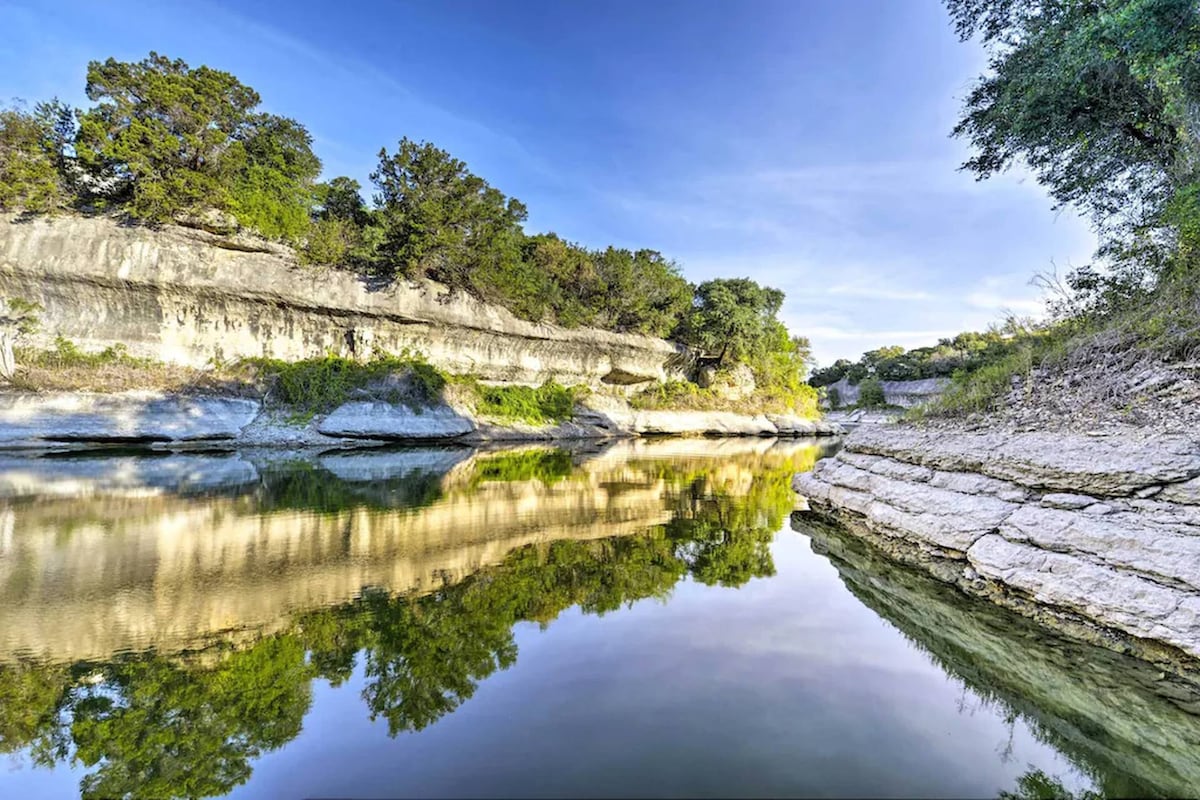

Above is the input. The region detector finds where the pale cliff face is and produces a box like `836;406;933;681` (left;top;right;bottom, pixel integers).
0;215;690;387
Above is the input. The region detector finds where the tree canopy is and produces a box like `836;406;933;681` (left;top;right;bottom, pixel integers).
948;0;1200;310
0;50;810;381
72;52;322;236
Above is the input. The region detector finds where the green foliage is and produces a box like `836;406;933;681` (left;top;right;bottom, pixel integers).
856;378;886;408
591;247;693;336
468;380;580;425
683;278;785;367
826;386;841;409
369;137;527;283
998;769;1103;800
228;114;321;239
7;50;822;375
253;353;446;417
315;176;368;224
0;101;72;212
928;345;1034;416
948;0;1200;334
74;52;320;230
0;444;826;794
300;217;356;266
811;328;1028;387
22;337;148;370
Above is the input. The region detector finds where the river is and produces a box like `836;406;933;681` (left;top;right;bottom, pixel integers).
0;438;1196;798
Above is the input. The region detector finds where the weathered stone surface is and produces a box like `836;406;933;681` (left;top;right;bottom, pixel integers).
797;457;1015;552
998;504;1200;592
968;534;1200;657
1039;492;1098;509
0;214;687;388
826;376;949;409
794;424;1200;662
0;392;259;443
1161;476;1200;505
317;402;476;439
848;425;1200;496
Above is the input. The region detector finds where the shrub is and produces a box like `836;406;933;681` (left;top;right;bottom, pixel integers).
857;378;886;408
469;380;580;425
928;346;1033;416
252;353;445;417
826;386;841;409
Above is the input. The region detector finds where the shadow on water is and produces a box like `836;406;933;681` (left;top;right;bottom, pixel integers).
792;511;1200;800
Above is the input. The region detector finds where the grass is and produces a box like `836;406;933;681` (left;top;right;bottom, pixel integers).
11;337;252;394
249;353;446;419
459;379;582;425
629;378;820;418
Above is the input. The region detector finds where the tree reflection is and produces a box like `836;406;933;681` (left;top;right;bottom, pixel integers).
0;450;802;798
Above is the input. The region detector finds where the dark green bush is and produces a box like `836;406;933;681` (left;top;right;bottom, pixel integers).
857;378;886;408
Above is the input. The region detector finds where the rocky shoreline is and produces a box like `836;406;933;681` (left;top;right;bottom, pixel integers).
0;390;841;450
793;423;1200;670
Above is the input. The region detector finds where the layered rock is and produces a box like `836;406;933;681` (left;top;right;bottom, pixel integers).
0;214;687;387
793;424;1200;665
0;390;840;448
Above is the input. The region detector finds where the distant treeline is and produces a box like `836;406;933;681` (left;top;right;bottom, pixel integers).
809;329;1022;386
0;52;810;396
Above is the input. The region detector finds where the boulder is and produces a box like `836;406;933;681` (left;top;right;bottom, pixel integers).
317;402;476;439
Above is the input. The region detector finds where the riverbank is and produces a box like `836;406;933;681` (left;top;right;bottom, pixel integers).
793;422;1200;670
0;389;841;450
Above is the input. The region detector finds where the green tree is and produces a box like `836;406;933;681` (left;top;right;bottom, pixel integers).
75;52;320;232
684;278;786;367
369;137;528;287
0;101;72;212
948;0;1200;288
66;637;313;800
857;377;887;408
315;175;368;224
229;113;321;239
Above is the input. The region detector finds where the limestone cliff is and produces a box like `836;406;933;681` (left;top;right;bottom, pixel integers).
0;214;688;387
793;424;1200;668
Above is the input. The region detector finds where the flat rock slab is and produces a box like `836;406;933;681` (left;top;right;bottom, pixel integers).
0;392;260;443
318;402;476;439
847;426;1200;496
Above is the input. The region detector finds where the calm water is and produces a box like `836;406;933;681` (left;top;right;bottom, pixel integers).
0;438;1198;799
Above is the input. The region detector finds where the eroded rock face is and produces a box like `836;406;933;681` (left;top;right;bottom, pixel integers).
0;215;687;388
793;424;1200;663
0;392;260;443
0;391;843;448
318;402;477;439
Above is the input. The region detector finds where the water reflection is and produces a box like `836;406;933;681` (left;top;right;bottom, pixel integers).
2;439;1198;798
793;512;1200;799
0;438;823;799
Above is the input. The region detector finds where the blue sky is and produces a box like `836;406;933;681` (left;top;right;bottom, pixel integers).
1;0;1096;365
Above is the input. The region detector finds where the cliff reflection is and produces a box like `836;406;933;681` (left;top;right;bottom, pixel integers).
0;438;822;799
793;512;1200;800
